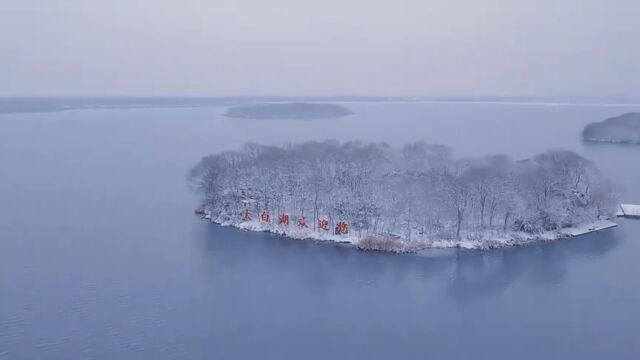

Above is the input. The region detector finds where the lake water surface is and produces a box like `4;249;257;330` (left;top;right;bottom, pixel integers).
1;102;640;359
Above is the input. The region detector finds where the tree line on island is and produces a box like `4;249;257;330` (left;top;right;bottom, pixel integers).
189;141;617;250
225;102;353;119
582;112;640;144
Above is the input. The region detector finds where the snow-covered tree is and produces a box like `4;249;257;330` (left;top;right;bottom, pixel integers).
189;141;616;247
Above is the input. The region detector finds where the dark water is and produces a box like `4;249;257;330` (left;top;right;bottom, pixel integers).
1;103;640;359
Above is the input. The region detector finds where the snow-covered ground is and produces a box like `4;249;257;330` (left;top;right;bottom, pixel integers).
206;214;359;245
201;211;618;253
559;219;617;236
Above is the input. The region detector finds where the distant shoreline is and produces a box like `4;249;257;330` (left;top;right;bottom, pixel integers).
3;97;640;114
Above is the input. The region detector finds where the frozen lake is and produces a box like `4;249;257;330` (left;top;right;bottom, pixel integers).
2;101;640;359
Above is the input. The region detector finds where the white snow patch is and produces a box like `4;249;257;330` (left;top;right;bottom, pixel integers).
620;204;640;218
199;209;618;253
214;217;359;245
559;219;617;236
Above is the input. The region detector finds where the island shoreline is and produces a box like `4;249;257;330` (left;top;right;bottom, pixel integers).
196;208;617;253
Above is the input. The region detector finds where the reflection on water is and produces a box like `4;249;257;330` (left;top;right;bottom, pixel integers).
1;103;640;360
450;228;621;302
200;222;622;304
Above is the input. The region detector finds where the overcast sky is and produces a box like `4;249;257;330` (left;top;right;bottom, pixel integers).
2;0;639;97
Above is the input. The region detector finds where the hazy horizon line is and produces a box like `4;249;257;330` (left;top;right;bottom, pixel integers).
2;94;640;100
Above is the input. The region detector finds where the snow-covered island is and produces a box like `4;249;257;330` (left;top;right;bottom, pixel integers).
582;112;640;144
224;102;353;119
189;141;618;252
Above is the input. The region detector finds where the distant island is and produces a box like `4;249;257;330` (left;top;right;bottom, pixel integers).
225;102;353;119
189;141;617;252
582;113;640;144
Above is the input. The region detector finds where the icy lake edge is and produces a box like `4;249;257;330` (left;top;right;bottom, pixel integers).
198;210;617;252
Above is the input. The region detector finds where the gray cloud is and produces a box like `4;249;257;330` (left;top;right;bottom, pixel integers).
2;0;639;97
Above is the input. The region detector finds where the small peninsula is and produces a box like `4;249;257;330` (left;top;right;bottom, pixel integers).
225;102;353;119
189;141;618;252
582;112;640;144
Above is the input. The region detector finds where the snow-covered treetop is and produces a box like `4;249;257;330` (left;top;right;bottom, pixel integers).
189;140;617;247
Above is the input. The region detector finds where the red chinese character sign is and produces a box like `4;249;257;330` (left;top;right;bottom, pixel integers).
336;221;349;234
318;219;329;231
260;212;270;222
297;217;308;228
278;214;289;225
243;209;251;221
